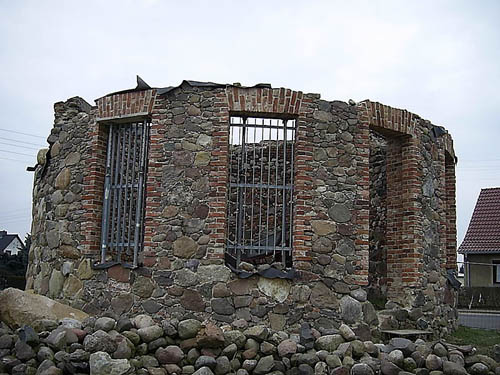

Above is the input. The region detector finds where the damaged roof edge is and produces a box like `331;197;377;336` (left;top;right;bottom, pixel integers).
97;76;273;101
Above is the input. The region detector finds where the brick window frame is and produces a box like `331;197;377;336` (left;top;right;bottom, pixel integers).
97;119;151;268
225;114;296;271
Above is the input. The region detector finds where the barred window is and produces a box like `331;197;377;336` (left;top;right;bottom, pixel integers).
226;116;296;270
100;120;150;268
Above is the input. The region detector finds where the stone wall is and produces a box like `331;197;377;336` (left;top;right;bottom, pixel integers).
26;80;457;338
368;131;387;303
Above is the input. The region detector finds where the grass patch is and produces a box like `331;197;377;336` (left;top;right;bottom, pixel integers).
446;326;500;356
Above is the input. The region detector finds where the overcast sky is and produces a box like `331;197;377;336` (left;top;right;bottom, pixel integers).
1;1;499;263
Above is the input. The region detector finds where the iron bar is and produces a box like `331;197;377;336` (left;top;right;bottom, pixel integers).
133;121;148;267
100;128;114;264
100;120;150;267
227;116;296;269
110;126;121;258
115;128;126;262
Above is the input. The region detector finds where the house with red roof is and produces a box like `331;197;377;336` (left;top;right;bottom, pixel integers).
458;187;500;287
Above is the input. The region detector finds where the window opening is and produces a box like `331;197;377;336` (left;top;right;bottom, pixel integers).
493;260;500;284
226;116;296;270
100;120;150;268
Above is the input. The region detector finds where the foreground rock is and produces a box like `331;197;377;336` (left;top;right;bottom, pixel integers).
0;288;88;328
0;311;498;375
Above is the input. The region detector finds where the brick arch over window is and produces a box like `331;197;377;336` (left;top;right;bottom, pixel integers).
359;100;457;303
222;87;315;269
359;101;431;302
81;89;157;263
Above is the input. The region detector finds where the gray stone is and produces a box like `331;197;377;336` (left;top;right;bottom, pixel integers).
193;367;215;375
14;340;35;361
311;282;339;309
215;356;231;375
362;302;379;326
224;330;246;348
351;363;375;375
403;357;418;372
315;361;328;375
197;134;212;147
54;168;71;190
350;289;367;302
243;325;269;341
390;338;415;356
469;363;489;375
426;354;443;371
173;236;198;258
388;350;404;367
336;238;355;256
175;269;199;287
83;330;117;353
195;356;217;370
142;299;162;314
381;359;402;375
178;319;202;339
132;314;155;329
328;204;352;223
311;220;336;235
339;324;356;341
64;152;81;166
95;317;116;332
442;361;467;375
340;295;362;324
137;325;163;343
60;261;73;277
62;274;83;297
156;345;184;364
314;334;344;351
257;277;291;303
37;346;54;361
277;339;297;357
110;294;134;316
210;297;235;315
298;363;314;375
132;276;154;298
89;351;131;375
253;355;274;375
48;270;64;298
197;265;231;283
434;343;448;357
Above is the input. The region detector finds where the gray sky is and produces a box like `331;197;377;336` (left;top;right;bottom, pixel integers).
1;1;499;261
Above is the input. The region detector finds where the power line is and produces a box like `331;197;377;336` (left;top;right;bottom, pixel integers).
0;157;31;164
0;149;35;157
0;141;40;151
0;136;46;147
0;128;46;139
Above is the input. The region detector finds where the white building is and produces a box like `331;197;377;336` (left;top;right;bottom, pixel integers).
0;231;24;256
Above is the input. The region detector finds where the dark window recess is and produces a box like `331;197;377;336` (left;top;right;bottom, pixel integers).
226;116;296;270
100;120;150;268
494;260;500;284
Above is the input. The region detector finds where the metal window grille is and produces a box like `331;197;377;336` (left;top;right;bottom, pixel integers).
226;116;296;269
100;120;150;268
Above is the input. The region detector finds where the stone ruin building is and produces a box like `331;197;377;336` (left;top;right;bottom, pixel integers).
26;78;458;338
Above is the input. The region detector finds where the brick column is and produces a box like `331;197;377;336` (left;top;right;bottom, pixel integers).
81;122;107;257
445;155;457;269
386;136;423;301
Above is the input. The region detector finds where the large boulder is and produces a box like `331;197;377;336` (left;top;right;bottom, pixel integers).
0;288;88;328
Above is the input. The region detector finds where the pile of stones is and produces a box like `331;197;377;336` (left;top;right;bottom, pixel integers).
0;315;499;375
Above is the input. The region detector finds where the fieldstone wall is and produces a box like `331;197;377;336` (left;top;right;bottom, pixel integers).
2;312;500;375
26;81;457;339
368;131;387;303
